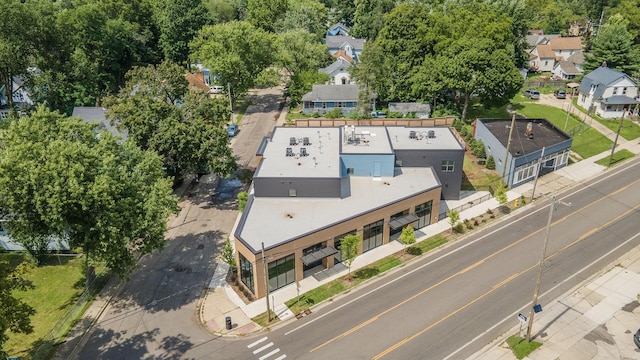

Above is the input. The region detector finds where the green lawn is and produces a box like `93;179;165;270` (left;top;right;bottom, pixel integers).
514;103;613;159
595;149;635;167
3;253;103;359
506;336;542;359
594;118;640;141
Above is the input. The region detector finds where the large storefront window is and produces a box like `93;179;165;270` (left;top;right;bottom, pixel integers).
239;253;254;294
334;230;357;264
268;254;295;292
363;219;384;252
415;201;432;228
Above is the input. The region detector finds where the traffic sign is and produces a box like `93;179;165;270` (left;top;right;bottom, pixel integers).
518;313;528;325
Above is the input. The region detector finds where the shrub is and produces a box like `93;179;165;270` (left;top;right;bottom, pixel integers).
465;221;474;230
237;191;249;212
520;195;526;205
460;125;468;137
325;108;343;118
407;246;423;256
452;118;464;132
472;140;486;158
454;223;465;233
486;156;496;170
474;219;479;226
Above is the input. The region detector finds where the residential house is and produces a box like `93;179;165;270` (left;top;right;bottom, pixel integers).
320;58;352;85
185;72;212;93
327;23;350;37
548;37;582;61
388;102;431;119
0;75;34;120
529;44;556;72
552;51;584;80
474;118;572;188
577;66;640;119
326;36;365;63
234;125;465;298
331;49;354;64
72;106;128;142
302;84;362;115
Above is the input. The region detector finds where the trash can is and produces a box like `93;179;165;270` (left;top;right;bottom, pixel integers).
225;316;232;330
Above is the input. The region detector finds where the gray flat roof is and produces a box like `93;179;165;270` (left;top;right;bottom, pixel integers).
387;126;465;151
478;118;571;156
255;127;342;178
340;125;393;154
238;167;441;253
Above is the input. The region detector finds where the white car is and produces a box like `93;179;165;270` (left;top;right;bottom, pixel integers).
210;85;225;94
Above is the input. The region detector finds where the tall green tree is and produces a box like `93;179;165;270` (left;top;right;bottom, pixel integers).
191;21;276;98
0;106;179;282
350;0;395;40
0;0;39;116
247;0;288;32
583;13;640;75
104;61;237;179
157;0;211;67
275;0;329;39
0;261;35;358
612;0;640;45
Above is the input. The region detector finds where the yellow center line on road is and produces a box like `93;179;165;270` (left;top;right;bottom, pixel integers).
372;202;640;360
308;179;640;354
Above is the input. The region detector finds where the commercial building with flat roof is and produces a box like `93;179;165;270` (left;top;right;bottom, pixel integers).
234;125;465;299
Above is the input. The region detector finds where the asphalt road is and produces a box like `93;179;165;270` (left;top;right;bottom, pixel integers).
194;156;640;360
75;87;285;359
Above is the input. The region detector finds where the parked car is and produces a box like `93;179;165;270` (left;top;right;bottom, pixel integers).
522;89;540;99
227;124;239;137
554;90;567;99
371;110;386;118
634;328;640;349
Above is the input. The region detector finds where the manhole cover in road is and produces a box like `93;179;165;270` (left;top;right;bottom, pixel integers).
197;244;204;250
174;265;192;273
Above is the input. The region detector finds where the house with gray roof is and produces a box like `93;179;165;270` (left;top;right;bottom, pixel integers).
72;106;128;142
577;66;640;119
320;58;352;85
302;84;364;115
552;51;584;80
233;125;465;298
325;35;365;63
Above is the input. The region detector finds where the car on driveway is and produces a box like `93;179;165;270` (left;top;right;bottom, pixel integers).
554;90;567;99
634;328;640;349
227;124;239;137
522;89;540;100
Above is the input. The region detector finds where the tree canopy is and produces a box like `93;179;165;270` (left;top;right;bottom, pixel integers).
191;21;276;98
157;0;212;67
583;13;640;76
104;61;237;179
0;106;179;279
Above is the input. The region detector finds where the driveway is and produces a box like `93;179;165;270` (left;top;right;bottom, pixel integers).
55;86;286;360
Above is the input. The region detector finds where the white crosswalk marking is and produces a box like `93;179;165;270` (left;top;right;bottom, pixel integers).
252;342;273;354
273;355;287;360
247;337;268;349
259;348;280;360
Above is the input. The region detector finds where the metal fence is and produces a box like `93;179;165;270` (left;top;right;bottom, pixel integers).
438;192;494;221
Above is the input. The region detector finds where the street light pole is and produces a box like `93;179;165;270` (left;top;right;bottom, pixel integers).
526;195;571;341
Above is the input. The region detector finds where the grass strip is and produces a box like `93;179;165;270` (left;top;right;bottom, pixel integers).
506;335;542;359
595;149;635;167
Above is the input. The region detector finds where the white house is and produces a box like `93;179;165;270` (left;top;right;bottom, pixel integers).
320;58;352;85
325;36;365;63
552;51;584;80
577;66;640;119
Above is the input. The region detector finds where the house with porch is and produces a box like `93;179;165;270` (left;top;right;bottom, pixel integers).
577;66;640;118
302;84;362;115
234;125;465;299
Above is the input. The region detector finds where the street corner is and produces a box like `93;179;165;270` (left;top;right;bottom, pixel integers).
199;288;263;337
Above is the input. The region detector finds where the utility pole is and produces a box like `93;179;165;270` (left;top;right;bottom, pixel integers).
262;242;270;323
502;114;516;180
608;108;626;167
228;82;233;112
526;195;571;341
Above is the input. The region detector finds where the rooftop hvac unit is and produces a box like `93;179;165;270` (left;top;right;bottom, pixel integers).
286;147;294;157
409;130;417;139
303;137;311;145
300;147;308;157
428;130;435;139
290;137;297;146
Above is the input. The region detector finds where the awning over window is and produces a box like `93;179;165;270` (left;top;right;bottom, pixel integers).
301;247;338;265
389;214;419;230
